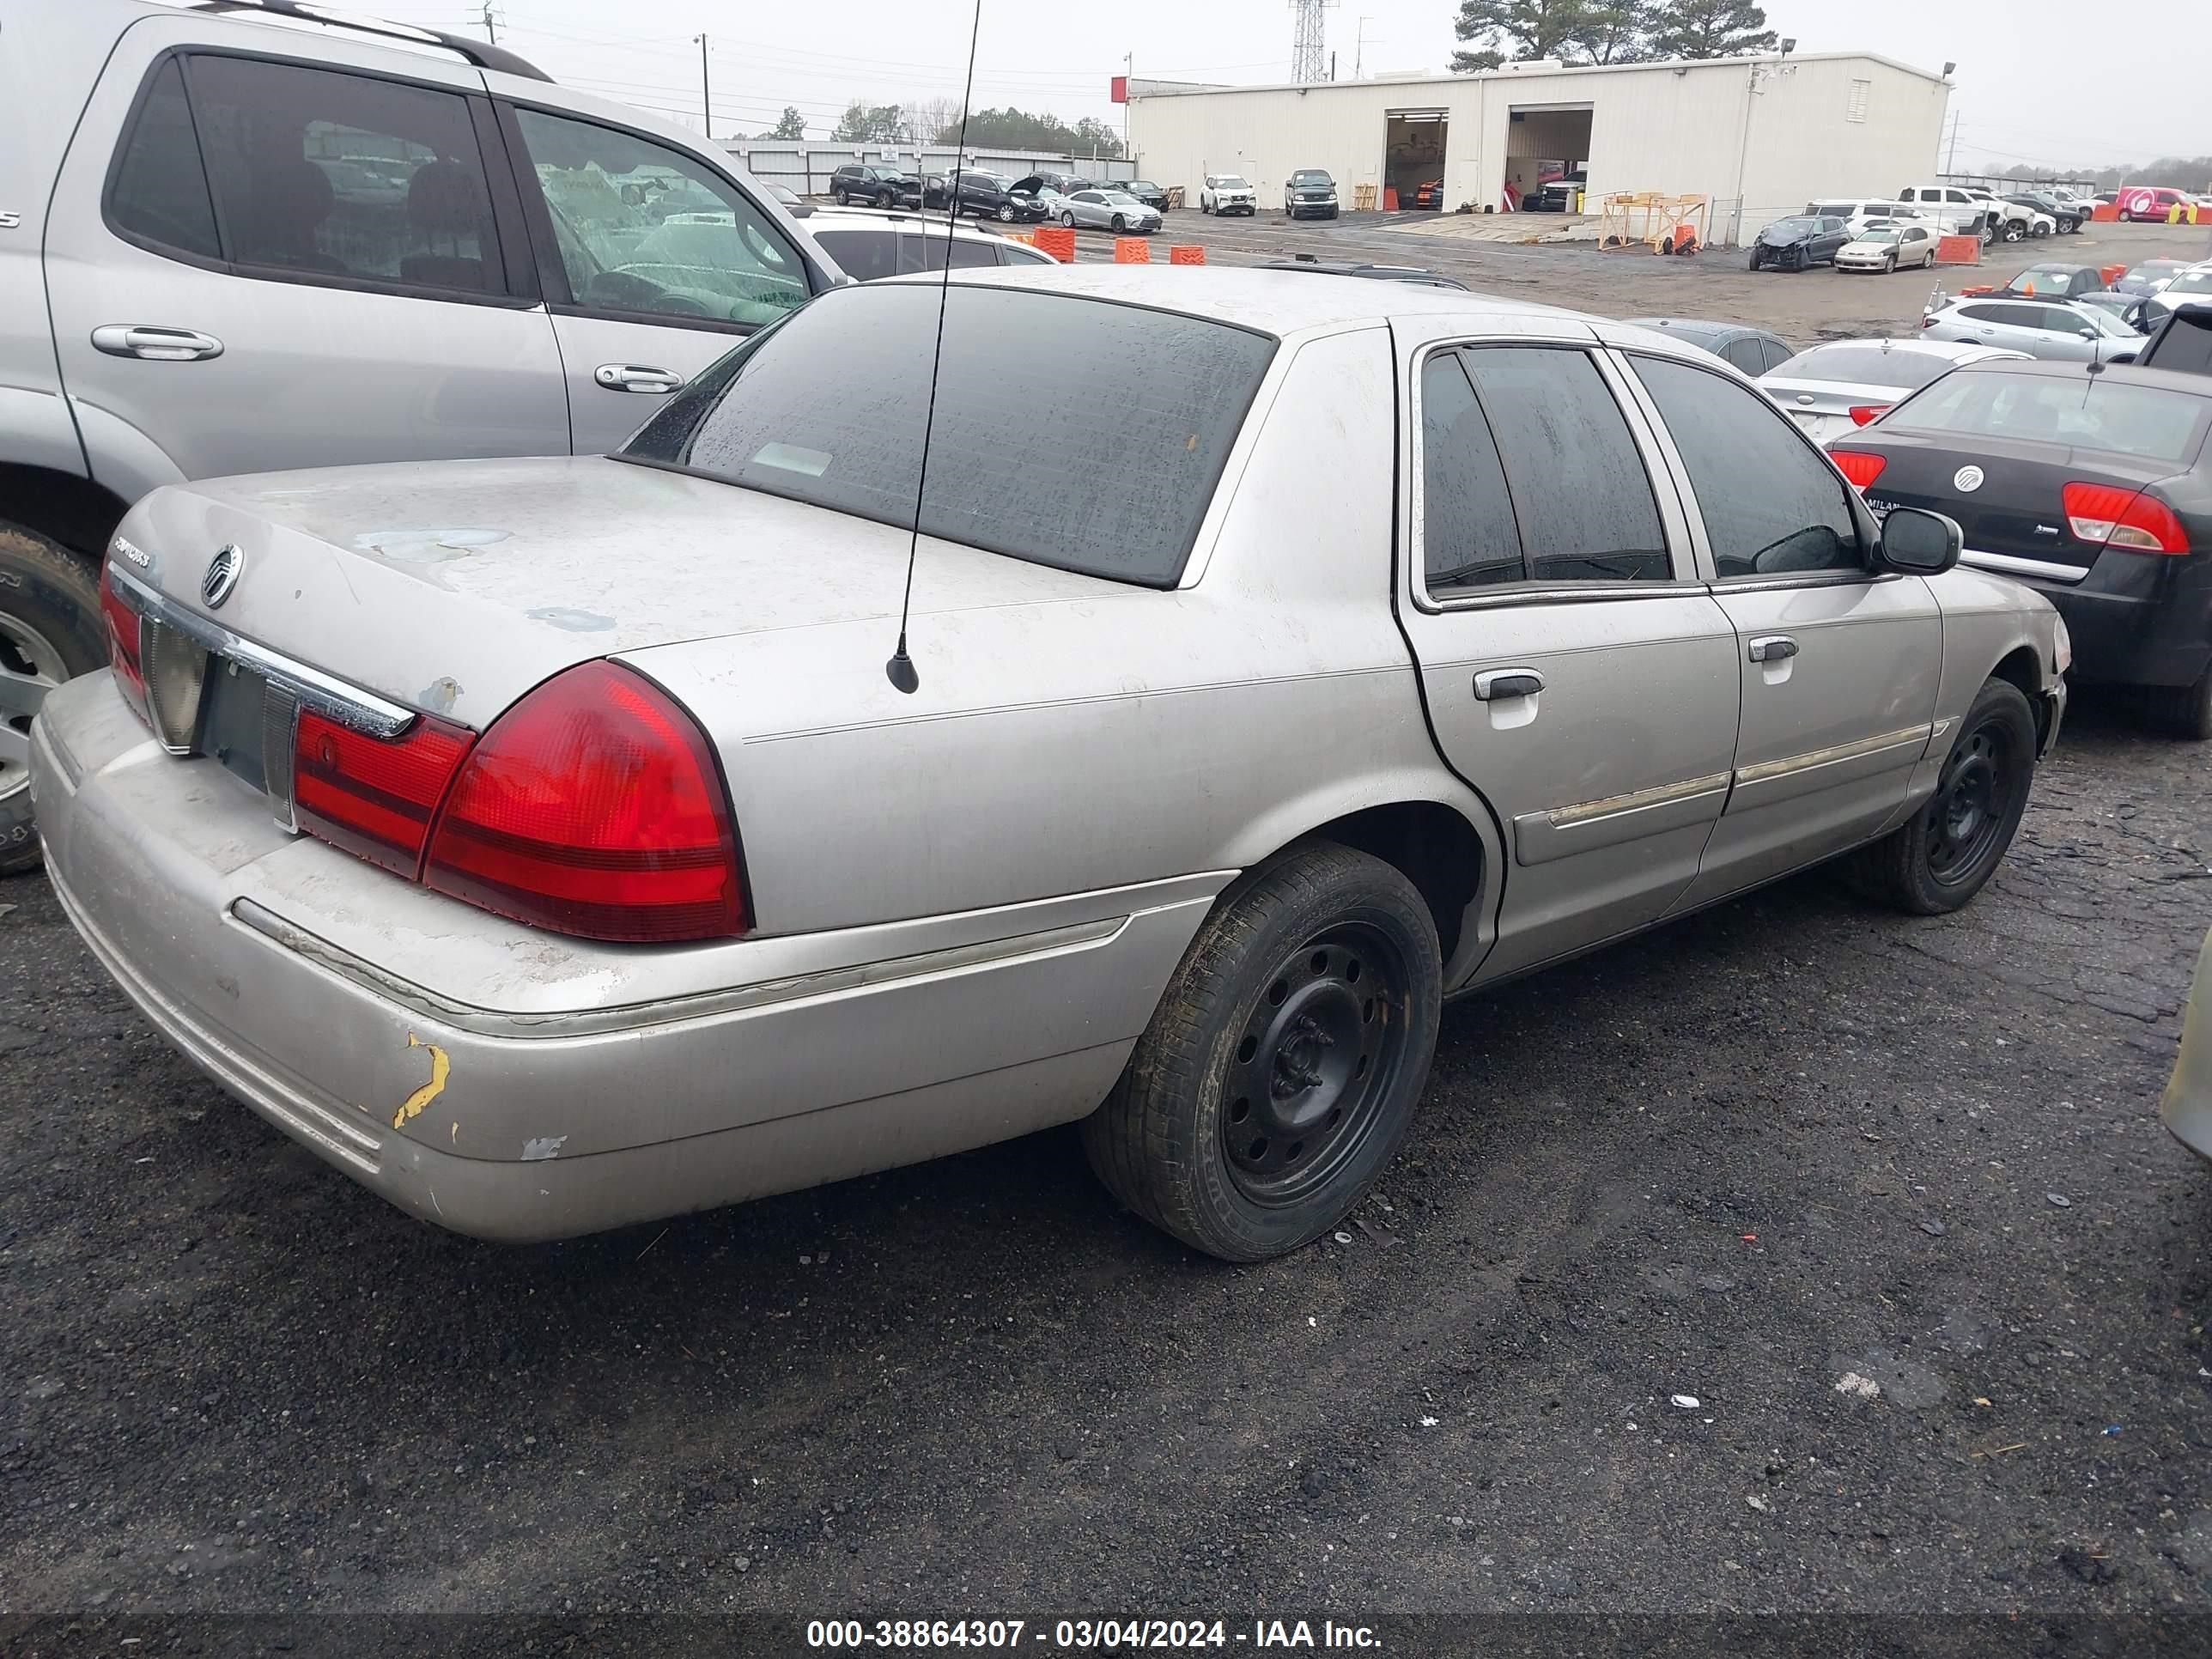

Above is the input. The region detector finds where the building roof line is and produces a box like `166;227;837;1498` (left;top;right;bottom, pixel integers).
1129;51;1951;100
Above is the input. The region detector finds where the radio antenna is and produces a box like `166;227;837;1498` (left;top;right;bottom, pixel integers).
886;0;986;695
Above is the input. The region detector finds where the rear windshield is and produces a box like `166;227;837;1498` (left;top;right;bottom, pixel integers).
2142;311;2212;376
1889;372;2209;463
1783;344;1961;391
620;285;1277;586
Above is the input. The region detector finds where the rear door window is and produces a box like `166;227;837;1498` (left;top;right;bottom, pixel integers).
902;234;1000;271
1720;337;1765;374
113;53;509;295
1419;351;1526;593
1629;354;1863;579
621;285;1276;586
809;226;899;282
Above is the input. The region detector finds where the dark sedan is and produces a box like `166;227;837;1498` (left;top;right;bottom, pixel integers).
1118;179;1170;211
1747;215;1851;272
1829;360;2212;736
1625;318;1796;376
1990;263;2104;301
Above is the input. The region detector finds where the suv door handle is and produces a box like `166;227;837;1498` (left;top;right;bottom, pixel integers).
593;364;684;394
1473;667;1545;701
91;325;223;362
1747;635;1800;663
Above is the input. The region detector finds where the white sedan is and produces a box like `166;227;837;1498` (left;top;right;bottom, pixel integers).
1057;189;1163;234
1833;222;1940;273
1756;337;2027;445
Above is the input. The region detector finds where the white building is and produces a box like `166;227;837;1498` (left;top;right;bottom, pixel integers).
1128;52;1951;235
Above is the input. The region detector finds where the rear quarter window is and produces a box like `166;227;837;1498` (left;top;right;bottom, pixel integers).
621;285;1276;586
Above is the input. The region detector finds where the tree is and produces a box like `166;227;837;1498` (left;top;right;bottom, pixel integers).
908;96;965;143
768;106;806;141
1072;116;1127;160
1645;0;1778;60
831;101;907;143
1575;3;1654;64
1450;0;1592;73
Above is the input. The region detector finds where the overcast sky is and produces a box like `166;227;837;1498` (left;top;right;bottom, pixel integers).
353;0;2203;168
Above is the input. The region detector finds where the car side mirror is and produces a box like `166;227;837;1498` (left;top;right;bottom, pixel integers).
1879;507;1961;574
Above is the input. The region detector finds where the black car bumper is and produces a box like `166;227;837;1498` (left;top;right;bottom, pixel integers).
1979;550;2212;690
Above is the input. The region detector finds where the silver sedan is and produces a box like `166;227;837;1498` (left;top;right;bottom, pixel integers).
1055;188;1162;234
1758;338;2027;446
33;269;2065;1262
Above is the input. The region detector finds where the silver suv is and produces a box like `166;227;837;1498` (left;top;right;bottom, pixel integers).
0;0;845;872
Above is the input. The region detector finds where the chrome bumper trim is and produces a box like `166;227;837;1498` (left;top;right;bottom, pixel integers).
106;563;417;737
1961;549;2090;586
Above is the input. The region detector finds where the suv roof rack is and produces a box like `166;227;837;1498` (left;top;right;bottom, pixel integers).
192;0;552;82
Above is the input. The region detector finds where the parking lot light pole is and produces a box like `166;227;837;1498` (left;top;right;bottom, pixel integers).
696;33;711;139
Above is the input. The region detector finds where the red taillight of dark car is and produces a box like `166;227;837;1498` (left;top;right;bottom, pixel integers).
422;660;747;944
1828;449;1887;489
293;708;475;878
2060;482;2190;554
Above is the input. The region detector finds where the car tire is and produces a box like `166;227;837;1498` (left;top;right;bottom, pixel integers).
1327;207;1339;220
1748;251;1762;270
1846;678;2038;916
1060;210;1076;228
2002;221;2025;242
1080;842;1443;1263
875;189;894;208
0;520;106;876
1884;252;1898;274
2141;664;2212;741
1110;214;1126;233
834;188;849;206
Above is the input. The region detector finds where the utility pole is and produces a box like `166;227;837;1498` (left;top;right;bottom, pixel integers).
478;2;497;43
1944;110;1960;175
1123;52;1133;156
695;33;711;139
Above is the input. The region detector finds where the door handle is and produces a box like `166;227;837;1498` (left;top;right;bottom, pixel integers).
592;363;684;394
91;325;223;362
1747;635;1800;663
1473;667;1545;701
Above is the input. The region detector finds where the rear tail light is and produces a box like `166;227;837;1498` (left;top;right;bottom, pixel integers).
1848;404;1892;427
422;660;746;943
1829;449;1887;489
2061;481;2189;553
100;561;149;726
294;708;474;877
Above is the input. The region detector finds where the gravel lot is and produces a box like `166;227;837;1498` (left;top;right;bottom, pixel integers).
3;216;2210;1638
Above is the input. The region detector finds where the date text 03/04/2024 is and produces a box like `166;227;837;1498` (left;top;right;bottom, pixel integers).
804;1619;1383;1649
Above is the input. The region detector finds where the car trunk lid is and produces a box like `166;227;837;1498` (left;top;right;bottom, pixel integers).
115;454;1125;732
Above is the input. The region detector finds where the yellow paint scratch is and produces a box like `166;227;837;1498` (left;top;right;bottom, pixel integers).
392;1032;451;1130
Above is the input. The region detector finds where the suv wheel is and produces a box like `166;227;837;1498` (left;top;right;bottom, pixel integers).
0;522;106;875
875;188;895;208
997;204;1014;222
1847;678;2037;915
2002;220;2025;242
834;187;850;206
1082;842;1442;1261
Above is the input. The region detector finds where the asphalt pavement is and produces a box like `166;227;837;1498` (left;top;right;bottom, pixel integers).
2;693;2207;1630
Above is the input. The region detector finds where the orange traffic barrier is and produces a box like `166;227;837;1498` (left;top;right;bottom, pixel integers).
2090;202;2119;222
1113;236;1152;264
1169;244;1206;265
1935;234;1980;266
1382;186;1399;211
2100;263;2126;285
1033;225;1075;262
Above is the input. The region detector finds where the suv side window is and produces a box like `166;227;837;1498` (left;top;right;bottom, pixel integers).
901;234;999;271
808;225;897;282
1720;337;1765;374
112;53;507;295
1628;354;1863;579
109;58;222;259
1420;351;1525;592
511;106;810;328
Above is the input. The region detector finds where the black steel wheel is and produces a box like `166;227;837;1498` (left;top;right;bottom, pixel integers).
1847;677;2037;915
1082;842;1443;1261
1219;923;1414;1208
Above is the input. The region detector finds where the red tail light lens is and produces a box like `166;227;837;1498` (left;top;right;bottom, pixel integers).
294;708;475;877
2060;481;2189;553
1829;448;1887;489
100;561;149;725
1848;404;1892;427
422;661;746;943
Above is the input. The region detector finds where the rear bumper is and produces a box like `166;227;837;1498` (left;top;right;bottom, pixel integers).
1962;549;2212;690
32;674;1221;1242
